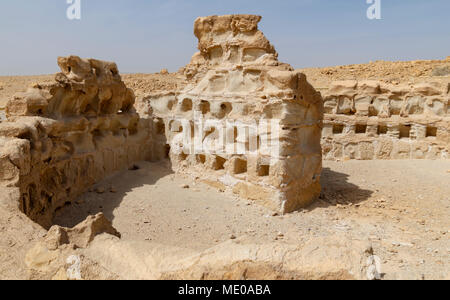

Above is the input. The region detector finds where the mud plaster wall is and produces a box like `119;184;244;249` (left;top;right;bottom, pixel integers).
137;15;324;214
322;80;450;160
0;57;153;228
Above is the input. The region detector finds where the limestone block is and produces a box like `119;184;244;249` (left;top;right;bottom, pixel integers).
392;141;411;159
375;138;394;159
354;95;372;116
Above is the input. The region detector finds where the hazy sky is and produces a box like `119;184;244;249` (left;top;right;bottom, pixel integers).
0;0;449;75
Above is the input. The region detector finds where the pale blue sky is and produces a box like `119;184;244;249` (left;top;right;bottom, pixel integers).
0;0;449;75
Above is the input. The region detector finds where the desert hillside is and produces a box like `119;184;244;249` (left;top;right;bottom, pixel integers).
2;57;449;110
299;57;450;91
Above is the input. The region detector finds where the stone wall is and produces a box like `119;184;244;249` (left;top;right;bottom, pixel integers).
0;16;325;221
137;15;324;213
0;56;152;228
322;80;449;160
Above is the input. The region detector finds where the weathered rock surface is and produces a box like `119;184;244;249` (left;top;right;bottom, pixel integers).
0;56;153;228
138;15;324;213
45;213;120;249
26;230;374;280
322;80;449;160
25;213;120;280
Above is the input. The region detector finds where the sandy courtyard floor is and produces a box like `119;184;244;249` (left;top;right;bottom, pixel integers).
51;160;450;280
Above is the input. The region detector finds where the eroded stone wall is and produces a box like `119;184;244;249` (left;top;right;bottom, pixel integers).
137;15;324;213
322;80;449;160
0;56;152;228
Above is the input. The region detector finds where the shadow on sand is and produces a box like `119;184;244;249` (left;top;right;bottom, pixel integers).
53;162;374;227
306;167;374;211
52;160;174;228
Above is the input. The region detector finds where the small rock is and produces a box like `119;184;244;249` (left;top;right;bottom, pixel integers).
109;187;117;193
129;165;140;171
181;184;190;189
95;187;105;194
230;234;237;240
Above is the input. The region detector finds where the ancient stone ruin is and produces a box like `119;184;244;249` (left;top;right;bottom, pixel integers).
322;80;449;160
0;56;152;228
0;14;448;281
138;15;324;213
0;15;324;228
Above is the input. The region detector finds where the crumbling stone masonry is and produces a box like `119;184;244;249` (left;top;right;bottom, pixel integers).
322;81;449;160
138;15;324;213
0;56;152;228
0;15;324;225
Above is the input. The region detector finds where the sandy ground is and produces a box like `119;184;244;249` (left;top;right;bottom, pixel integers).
50;160;450;280
0;75;54;109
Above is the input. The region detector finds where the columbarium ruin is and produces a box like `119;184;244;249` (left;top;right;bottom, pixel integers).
322;81;449;160
0;15;324;227
138;15;324;213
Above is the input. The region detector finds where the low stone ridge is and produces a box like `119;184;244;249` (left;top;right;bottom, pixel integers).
138;15;324;213
0;56;153;228
44;213;120;250
26;232;374;280
322;80;449;160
